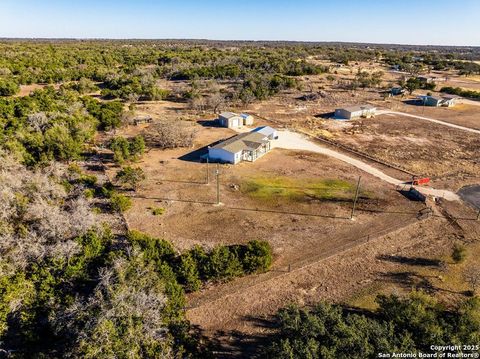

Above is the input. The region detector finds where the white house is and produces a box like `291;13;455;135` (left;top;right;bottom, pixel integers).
208;127;276;164
417;95;458;107
334;105;377;120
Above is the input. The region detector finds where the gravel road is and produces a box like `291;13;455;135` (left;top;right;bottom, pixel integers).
272;130;460;201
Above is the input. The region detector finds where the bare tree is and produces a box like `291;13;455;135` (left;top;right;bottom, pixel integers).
189;96;206;112
27;112;49;132
207;92;226;114
0;154;97;274
143;121;196;149
464;265;480;294
56;254;174;358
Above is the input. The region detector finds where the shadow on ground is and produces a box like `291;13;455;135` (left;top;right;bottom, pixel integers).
208;315;276;358
377;255;442;267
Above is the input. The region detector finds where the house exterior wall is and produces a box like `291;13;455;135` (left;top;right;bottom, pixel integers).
424;97;441;107
219;115;244;128
242;115;254;126
208;148;240;164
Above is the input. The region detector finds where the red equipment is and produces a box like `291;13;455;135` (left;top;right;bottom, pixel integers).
412;176;430;186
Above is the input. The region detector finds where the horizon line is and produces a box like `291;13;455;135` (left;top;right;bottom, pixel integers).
0;37;479;48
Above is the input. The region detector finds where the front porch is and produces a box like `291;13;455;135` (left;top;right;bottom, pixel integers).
242;142;271;162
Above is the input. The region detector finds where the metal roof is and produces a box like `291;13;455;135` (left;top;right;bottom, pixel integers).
219;112;240;119
337;104;376;113
252;126;276;137
211;132;269;153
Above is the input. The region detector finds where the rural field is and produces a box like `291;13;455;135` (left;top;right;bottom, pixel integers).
1;35;480;358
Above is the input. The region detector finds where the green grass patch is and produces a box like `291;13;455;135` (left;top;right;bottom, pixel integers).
149;207;166;216
240;177;362;203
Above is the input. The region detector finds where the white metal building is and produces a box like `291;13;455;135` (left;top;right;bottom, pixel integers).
240;113;254;126
334;104;377;120
218;112;244;129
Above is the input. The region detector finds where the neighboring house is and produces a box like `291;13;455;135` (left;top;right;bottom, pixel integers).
334;105;377;120
208;127;276;164
417;95;458;107
417;76;446;83
417;76;434;83
391;87;405;96
218;112;254;128
132;115;153;126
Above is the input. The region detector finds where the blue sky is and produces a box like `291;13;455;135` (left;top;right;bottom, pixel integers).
0;0;478;45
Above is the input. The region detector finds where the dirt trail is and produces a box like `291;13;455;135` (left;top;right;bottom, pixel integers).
272;130;460;201
379;110;480;135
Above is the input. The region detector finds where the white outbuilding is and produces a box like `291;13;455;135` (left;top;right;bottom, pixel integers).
334;104;377;120
240;113;254;126
218;112;244;129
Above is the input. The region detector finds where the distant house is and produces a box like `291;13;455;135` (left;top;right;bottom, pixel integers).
390;87;405;96
417;76;446;83
417;95;458;107
208;127;276;164
132;115;153;126
218;112;254;128
334;105;377;120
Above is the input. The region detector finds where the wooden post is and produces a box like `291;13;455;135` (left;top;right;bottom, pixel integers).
477;209;480;221
350;176;361;220
216;163;220;205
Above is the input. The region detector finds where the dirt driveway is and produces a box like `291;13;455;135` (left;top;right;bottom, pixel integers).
268;130;460;201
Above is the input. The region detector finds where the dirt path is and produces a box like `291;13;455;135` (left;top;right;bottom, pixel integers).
379;110;480;135
272;130;460;201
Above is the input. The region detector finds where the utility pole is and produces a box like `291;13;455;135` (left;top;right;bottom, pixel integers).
205;157;209;184
350;176;361;220
215;163;220;205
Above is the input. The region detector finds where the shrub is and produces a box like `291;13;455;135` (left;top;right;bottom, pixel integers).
110;192;132;212
79;174;98;187
440;86;480;99
175;253;201;292
203;246;243;280
452;243;467;263
150;207;166;216
127;230;176;265
241;240;273;274
115;166;145;191
0;79;19;96
84;188;95;199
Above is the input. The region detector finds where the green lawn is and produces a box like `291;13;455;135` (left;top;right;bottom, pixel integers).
240;177;363;203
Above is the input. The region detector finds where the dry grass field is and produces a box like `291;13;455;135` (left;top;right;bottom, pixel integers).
97;62;480;351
